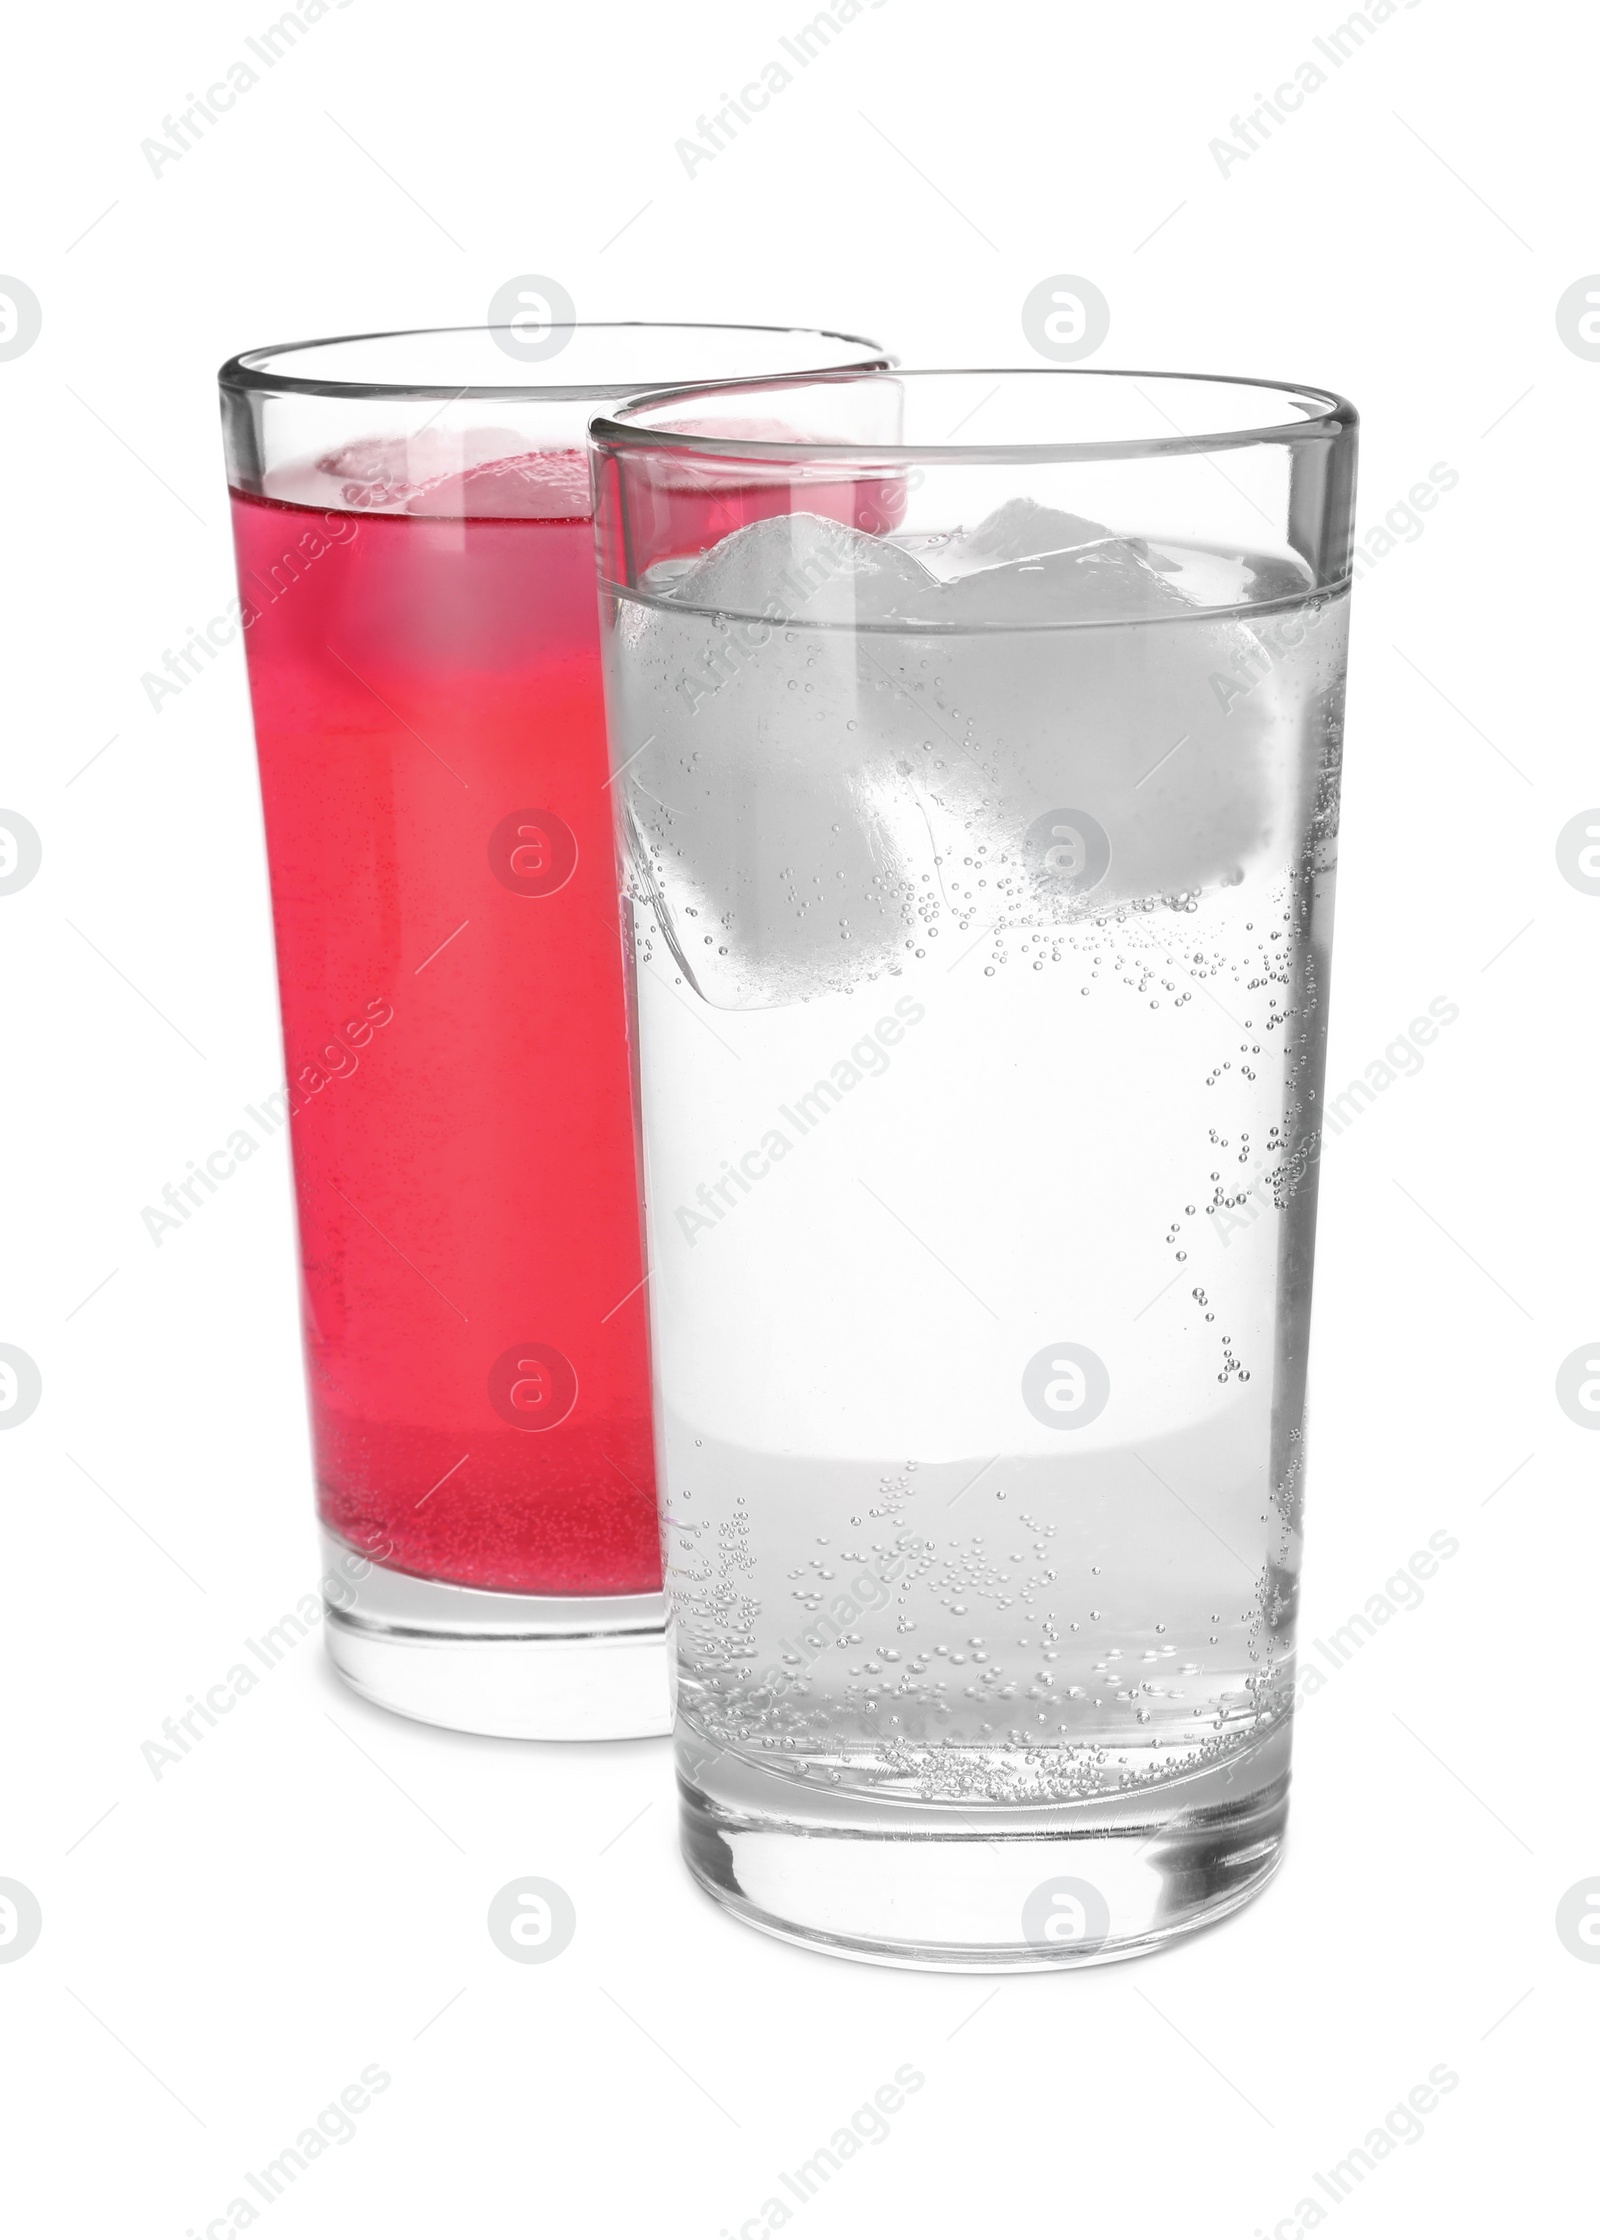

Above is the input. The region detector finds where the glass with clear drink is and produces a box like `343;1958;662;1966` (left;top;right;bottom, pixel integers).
593;368;1356;1965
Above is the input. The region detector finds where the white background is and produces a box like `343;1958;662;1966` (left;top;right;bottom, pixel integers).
1;0;1591;2232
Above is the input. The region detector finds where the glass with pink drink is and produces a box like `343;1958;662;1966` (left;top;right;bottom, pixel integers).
219;325;889;1737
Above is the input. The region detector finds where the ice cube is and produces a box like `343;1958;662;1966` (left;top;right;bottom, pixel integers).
608;605;941;1010
940;538;1195;626
608;521;956;1008
313;426;530;509
264;428;587;515
405;448;591;519
938;495;1118;574
853;589;1329;920
935;633;1266;906
661;511;941;627
605;504;1331;1013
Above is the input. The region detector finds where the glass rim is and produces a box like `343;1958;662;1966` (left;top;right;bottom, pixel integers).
591;366;1358;465
217;321;892;403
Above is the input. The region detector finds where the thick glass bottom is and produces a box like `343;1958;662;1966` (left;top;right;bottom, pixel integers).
677;1719;1289;1970
320;1532;671;1740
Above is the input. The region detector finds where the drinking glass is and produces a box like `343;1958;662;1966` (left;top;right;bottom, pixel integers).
219;324;889;1739
592;368;1356;1958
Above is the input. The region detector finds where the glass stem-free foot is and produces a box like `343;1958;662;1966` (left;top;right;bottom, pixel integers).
677;1722;1290;1970
321;1533;671;1740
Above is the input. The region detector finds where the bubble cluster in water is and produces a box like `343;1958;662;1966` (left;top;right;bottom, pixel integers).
667;1451;1297;1806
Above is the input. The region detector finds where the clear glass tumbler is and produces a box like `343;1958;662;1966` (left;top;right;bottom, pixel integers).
218;325;889;1740
593;368;1356;1960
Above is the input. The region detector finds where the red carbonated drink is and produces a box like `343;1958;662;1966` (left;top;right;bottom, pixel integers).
231;446;658;1595
219;326;890;1737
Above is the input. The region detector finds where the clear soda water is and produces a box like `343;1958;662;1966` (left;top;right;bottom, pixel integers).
604;504;1346;1808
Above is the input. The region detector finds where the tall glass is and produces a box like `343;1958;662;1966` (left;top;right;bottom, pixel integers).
593;369;1356;1960
219;325;889;1739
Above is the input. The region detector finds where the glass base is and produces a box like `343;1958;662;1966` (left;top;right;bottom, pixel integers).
677;1721;1289;1970
320;1532;671;1740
